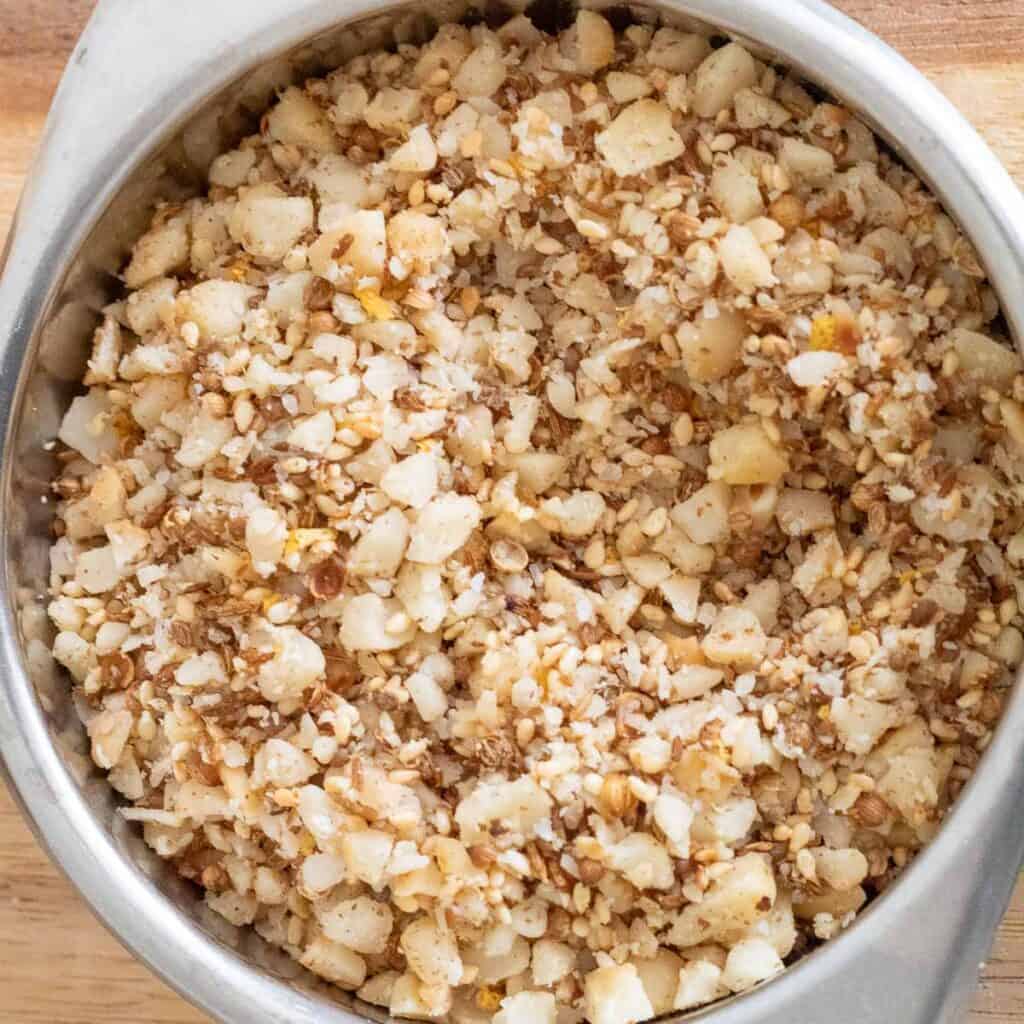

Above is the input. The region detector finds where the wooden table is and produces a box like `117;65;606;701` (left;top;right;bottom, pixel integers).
2;0;1024;1019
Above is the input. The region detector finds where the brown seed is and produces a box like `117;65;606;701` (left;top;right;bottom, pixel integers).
258;395;287;423
351;125;379;153
546;907;571;940
169;620;194;648
99;651;135;689
600;773;637;818
331;233;355;260
640;433;671;456
321;647;358;692
489;538;528;574
469;843;497;868
525;841;550;883
769;193;805;232
978;692;1004;725
459;286;481;318
816;189;851;224
307;310;339;335
660;384;691;413
850;792;890;828
308;556;347;601
909;598;939;627
200;864;228;891
832;311;861;355
304;276;334;311
394;387;428;411
578;858;605;885
667;210;701;246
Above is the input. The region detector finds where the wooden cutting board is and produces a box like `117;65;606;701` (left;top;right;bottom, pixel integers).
2;1;1024;1020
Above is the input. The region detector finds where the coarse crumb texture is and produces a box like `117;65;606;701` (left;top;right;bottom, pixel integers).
49;11;1024;1022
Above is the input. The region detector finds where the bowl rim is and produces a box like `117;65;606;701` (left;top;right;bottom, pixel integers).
2;1;1024;1022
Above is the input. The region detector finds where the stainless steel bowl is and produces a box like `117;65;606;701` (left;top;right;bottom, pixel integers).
3;2;1024;1021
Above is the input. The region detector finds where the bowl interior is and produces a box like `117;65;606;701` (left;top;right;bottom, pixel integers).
5;2;1023;1022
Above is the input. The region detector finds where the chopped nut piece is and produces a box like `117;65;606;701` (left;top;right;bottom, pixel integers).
407;494;482;563
679;309;749;382
596;100;684;177
719;225;777;292
583;965;654;1024
569;10;616;75
692;43;758;117
703;607;767;669
709;423;789;485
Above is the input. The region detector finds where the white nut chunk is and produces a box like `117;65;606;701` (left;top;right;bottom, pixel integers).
709;423;789;485
288;410;336;454
539;490;606;539
339;594;417;651
299;937;367;990
634;950;685;1017
532;940;577;986
675;960;725;1011
719;225;776;292
950;327;1022;391
246;505;288;571
59;389;119;465
407;494;482;563
229;185;314;261
607;832;675;890
452;39;506;98
596;100;684;177
267;87;339;152
494;991;557;1024
692;42;758;117
75;545;121;594
831;695;901;755
703;607;767;668
380;452;438;508
317;896;394;955
775;488;834;536
647;28;710;73
396;562;449;633
175;651;227;688
349;508;409;577
711;159;764;224
787;351;846;388
258;626;326;702
88;708;133;770
583;964;654;1024
309;209;387;280
389;124;438;173
387;209;445;272
400;917;463;986
668;854;776;947
672;481;731;545
123;213;189;288
388;971;449;1020
678;308;749;383
721;939;784;993
405;671;449;722
778;138;836;187
177;280;258;341
811;848;869;892
455;776;553;841
566;10;616;75
253;737;318;788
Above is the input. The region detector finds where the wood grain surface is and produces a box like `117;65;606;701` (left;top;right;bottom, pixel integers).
2;1;1024;1020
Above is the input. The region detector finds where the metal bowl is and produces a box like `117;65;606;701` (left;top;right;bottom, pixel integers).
2;2;1024;1021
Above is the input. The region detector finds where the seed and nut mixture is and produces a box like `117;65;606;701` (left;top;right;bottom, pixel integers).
48;9;1024;1023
